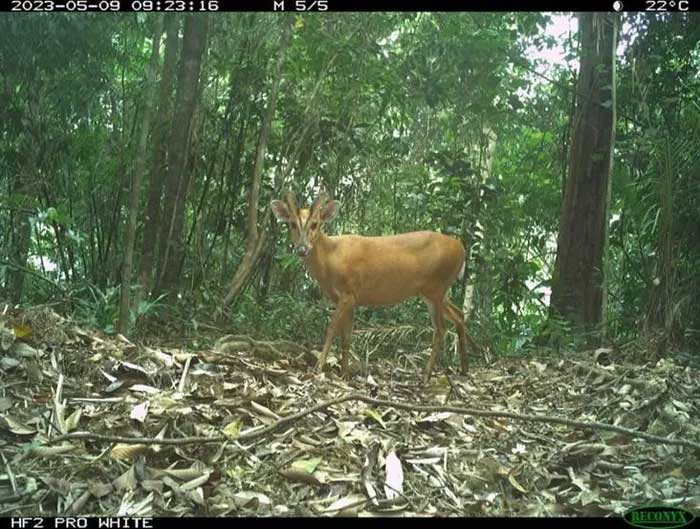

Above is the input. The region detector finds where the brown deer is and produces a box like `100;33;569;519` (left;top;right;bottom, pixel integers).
270;191;471;384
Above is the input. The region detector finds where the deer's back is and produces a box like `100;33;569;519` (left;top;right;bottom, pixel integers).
320;231;465;306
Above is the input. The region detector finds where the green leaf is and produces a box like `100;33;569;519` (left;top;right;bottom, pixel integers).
223;419;242;440
290;457;322;474
363;409;386;428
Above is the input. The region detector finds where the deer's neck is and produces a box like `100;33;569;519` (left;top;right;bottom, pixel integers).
305;232;334;280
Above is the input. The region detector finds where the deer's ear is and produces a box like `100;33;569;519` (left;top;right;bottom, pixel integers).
321;200;341;223
270;200;291;222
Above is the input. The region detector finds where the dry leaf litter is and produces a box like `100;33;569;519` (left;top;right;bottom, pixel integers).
0;306;699;517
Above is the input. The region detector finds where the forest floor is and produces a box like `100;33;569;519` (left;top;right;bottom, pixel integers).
1;306;699;517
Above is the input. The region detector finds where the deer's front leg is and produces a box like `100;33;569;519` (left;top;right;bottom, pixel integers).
339;307;354;375
316;296;354;373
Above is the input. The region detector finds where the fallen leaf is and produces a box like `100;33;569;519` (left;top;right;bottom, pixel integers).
113;466;138;491
180;472;211;491
151;467;209;481
250;400;281;420
130;401;149;423
1;415;36;435
278;468;324;487
322;494;366;516
290;456;322;474
233;491;272;509
363;409;386;429
89;481;114;498
65;408;82;431
13;324;32;339
508;472;528;494
41;477;70;496
29;444;78;458
0;357;20;369
140;480;164;494
384;451;404;499
129;384;161;395
111;443;149;460
223;419;242;440
12;341;37;357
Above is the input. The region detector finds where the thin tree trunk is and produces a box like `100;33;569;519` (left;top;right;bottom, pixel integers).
210;109;249;280
172;121;200;282
6;82;41;303
138;15;181;293
549;13;619;339
221;19;341;307
643;135;676;350
7;175;33;304
207;76;253;280
117;17;165;334
102;110;138;287
221;20;292;307
462;127;497;320
156;14;209;293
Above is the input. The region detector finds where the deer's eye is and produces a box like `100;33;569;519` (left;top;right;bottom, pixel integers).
290;223;297;231
310;222;318;230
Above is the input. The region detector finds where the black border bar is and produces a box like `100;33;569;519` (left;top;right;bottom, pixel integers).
0;516;638;528
2;0;698;12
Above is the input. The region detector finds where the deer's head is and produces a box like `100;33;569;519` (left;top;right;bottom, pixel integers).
270;192;341;258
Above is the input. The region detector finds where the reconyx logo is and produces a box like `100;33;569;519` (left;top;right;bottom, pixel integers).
623;506;695;529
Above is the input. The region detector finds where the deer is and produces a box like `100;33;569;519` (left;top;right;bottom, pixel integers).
270;191;471;384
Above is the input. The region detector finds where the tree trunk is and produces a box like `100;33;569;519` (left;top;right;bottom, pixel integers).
6;174;33;304
462;127;497;320
5;83;41;304
221;20;292;308
138;15;181;294
549;13;619;339
156;14;209;293
643;136;676;351
117;17;165;334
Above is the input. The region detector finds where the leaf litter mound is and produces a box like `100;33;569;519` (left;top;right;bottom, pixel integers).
1;306;699;517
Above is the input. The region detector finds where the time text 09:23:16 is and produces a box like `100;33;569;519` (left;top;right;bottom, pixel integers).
10;0;220;11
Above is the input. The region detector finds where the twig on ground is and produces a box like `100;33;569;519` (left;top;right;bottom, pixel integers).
47;392;700;451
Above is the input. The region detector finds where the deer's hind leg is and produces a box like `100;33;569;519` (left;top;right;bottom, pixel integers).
443;300;468;374
422;295;446;385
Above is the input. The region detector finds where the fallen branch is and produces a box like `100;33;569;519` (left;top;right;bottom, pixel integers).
47;392;700;451
568;360;655;390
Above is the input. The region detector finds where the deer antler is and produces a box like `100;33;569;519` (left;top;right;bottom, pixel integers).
283;191;299;214
311;191;330;212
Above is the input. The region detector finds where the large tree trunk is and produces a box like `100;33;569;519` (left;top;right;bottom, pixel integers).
221;20;292;307
138;15;181;294
549;13;619;338
117;17;165;334
156;14;209;293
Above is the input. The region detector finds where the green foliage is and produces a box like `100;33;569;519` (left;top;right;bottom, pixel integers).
52;281;167;334
1;12;698;357
68;283;121;333
607;13;700;348
232;291;329;345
